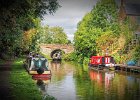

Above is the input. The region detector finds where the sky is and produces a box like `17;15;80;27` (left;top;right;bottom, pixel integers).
41;0;98;41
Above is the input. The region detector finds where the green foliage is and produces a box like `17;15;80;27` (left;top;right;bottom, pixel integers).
90;0;119;32
120;18;134;44
74;0;139;64
39;25;52;43
38;26;68;44
96;30;118;50
50;26;68;44
83;57;90;65
0;0;60;58
74;27;102;57
132;45;140;62
10;58;42;100
74;0;119;63
10;58;56;100
112;53;121;63
63;52;77;61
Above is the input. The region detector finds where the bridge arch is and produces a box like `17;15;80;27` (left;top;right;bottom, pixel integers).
50;49;65;58
40;44;74;58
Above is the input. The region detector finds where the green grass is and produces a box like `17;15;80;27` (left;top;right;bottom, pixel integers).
9;58;56;100
10;58;42;100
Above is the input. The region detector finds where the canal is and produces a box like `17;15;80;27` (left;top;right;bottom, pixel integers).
36;61;140;100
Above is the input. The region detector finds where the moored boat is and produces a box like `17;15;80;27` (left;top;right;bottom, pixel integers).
24;53;51;76
89;55;116;70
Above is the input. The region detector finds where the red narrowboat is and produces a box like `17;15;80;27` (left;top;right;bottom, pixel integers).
89;56;116;70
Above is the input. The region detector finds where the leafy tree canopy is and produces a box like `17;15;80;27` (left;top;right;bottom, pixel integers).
74;0;120;59
0;0;60;58
38;26;69;44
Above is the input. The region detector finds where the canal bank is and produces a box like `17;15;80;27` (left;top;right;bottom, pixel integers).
0;58;55;100
10;58;43;100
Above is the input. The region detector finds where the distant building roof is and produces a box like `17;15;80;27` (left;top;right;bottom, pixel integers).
115;0;140;16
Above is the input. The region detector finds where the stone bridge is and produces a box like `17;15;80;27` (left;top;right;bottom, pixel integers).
40;44;74;57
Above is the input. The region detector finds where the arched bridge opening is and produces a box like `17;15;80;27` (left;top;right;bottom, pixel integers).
50;49;65;59
40;44;74;59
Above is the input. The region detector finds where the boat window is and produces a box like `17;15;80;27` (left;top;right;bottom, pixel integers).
40;58;46;60
34;58;39;60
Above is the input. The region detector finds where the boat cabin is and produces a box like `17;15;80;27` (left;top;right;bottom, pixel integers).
24;53;51;75
89;56;115;67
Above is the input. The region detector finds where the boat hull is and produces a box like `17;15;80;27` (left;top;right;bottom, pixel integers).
29;70;51;75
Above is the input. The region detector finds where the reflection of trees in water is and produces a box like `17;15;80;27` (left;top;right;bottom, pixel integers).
93;71;140;100
49;61;66;82
36;79;56;100
74;68;94;100
75;68;140;100
105;71;115;88
49;61;76;82
105;72;140;100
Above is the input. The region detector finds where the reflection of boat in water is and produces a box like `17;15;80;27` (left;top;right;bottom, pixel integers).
32;74;51;99
105;71;115;83
89;70;103;83
33;76;51;85
24;54;51;76
89;69;115;86
105;71;115;90
36;79;50;100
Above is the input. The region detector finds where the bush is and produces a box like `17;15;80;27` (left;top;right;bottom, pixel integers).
63;52;77;61
83;57;90;65
132;45;140;62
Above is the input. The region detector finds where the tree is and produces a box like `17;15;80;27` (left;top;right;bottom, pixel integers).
50;26;68;44
37;26;69;44
0;0;60;58
38;25;53;44
74;0;120;62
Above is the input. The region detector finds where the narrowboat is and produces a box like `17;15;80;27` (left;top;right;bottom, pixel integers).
89;56;116;70
24;53;51;76
52;52;62;61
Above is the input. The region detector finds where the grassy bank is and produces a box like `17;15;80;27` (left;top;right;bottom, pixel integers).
9;58;42;100
9;58;56;100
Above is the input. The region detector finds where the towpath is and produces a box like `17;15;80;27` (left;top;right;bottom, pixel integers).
0;60;13;100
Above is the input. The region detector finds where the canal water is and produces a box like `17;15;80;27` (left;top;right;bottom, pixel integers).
36;61;140;100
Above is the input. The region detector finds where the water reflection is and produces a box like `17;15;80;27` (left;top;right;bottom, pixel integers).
89;70;103;83
88;70;140;100
105;71;115;88
32;75;51;100
50;61;61;71
47;61;77;100
36;79;49;100
44;61;140;100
